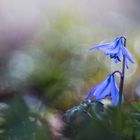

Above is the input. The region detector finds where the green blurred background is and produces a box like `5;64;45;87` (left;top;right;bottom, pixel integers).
0;0;140;139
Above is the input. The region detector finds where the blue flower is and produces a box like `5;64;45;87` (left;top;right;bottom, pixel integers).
85;74;123;106
89;36;134;68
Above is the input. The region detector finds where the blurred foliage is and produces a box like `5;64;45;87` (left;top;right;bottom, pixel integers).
0;97;51;140
63;100;140;140
26;14;108;109
0;14;108;139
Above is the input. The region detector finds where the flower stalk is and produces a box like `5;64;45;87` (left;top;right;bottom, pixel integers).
119;36;126;106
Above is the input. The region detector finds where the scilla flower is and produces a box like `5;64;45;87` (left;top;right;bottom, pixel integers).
85;74;123;106
89;36;134;68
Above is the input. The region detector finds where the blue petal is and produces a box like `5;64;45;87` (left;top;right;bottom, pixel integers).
93;76;111;100
113;50;122;63
105;40;120;53
110;75;119;106
121;46;135;64
110;75;124;106
89;37;124;60
105;38;123;54
89;42;113;51
105;47;119;54
85;84;98;100
85;76;111;101
114;37;121;43
125;59;129;69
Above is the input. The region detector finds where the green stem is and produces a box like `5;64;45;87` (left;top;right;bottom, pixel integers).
119;36;126;106
114;36;126;131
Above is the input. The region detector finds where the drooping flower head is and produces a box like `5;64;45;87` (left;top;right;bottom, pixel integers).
85;74;123;106
89;36;134;68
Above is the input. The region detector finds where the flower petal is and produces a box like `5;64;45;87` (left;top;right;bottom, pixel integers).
110;75;119;106
110;75;124;106
86;76;111;101
93;76;111;100
85;84;98;100
121;46;135;64
89;42;113;51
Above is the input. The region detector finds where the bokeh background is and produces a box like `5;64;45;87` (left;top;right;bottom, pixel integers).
0;0;140;139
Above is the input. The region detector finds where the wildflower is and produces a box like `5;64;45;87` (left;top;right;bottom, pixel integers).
85;74;123;106
89;36;134;68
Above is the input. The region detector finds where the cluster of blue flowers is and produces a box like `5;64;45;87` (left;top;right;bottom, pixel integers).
85;36;134;106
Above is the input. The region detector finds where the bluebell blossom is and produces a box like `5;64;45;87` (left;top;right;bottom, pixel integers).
89;36;134;68
85;74;123;106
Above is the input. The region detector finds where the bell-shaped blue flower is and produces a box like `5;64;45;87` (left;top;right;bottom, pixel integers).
89;36;134;68
85;74;123;106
